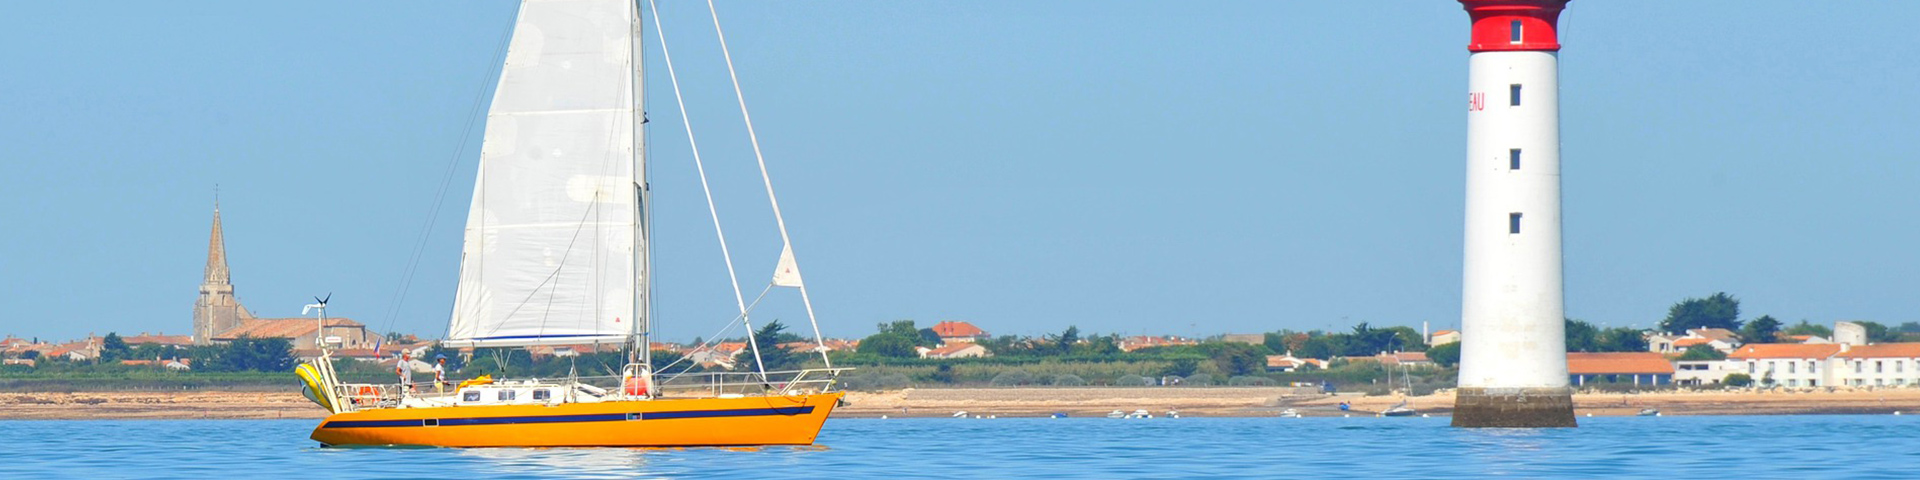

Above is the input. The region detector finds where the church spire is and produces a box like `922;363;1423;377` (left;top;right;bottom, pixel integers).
204;196;231;286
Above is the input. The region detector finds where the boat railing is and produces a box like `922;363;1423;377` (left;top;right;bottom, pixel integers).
332;383;403;411
649;367;852;397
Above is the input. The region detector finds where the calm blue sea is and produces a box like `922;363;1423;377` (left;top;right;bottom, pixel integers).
2;416;1915;479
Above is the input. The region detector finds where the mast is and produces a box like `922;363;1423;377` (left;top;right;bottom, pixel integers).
630;0;651;370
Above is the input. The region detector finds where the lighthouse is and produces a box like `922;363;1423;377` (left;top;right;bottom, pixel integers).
1453;0;1577;428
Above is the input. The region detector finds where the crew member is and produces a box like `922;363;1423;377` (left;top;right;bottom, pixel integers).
396;351;414;393
432;355;449;394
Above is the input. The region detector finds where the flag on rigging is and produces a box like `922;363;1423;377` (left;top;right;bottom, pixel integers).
771;244;804;288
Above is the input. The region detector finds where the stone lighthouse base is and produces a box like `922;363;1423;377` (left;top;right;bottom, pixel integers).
1452;387;1577;428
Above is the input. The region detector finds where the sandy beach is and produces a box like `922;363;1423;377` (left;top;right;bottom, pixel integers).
6;387;1920;420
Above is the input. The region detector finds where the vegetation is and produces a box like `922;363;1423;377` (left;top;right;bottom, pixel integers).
1427;342;1461;367
1565;319;1648;352
1677;345;1727;361
1740;315;1782;344
1784;320;1833;338
1658;292;1742;334
1724;373;1754;387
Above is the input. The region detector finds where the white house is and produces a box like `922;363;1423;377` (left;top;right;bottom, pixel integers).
1831;343;1920;387
1728;344;1842;388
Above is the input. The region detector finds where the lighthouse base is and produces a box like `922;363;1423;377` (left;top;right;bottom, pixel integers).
1451;387;1577;428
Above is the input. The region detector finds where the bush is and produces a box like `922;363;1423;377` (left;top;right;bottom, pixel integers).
1180;373;1214;386
1052;374;1086;386
1724;373;1754;387
1228;375;1275;386
1115;374;1154;386
989;370;1033;386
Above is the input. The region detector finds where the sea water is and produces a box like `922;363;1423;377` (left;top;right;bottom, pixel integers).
2;416;1915;479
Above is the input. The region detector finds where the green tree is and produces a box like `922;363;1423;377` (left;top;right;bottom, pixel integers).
1597;327;1649;352
1427;341;1461;368
1383;326;1428;352
1677;345;1727;361
750;321;802;371
1724;373;1754;387
1783;320;1833;338
1658;292;1743;334
1565;318;1601;352
1741;315;1783;344
1043;326;1081;356
1899;322;1920;333
857;333;918;358
1160;358;1200;377
100;332;129;362
877;320;937;347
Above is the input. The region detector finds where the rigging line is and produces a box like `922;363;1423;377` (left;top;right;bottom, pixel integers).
656;284;776;384
386;1;520;340
705;0;833;369
647;0;768;382
485;196;603;338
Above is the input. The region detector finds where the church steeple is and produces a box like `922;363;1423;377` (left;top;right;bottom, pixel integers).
194;193;250;345
205;199;231;286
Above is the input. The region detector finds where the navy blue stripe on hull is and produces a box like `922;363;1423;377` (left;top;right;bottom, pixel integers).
321;406;815;429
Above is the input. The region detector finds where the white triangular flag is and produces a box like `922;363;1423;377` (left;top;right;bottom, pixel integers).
771;244;804;288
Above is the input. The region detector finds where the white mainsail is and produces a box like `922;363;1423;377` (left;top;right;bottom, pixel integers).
446;0;645;348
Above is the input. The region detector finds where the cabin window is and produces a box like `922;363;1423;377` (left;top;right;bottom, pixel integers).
462;390;481;402
1509;20;1523;44
1509;84;1522;106
1509;213;1522;234
532;389;551;401
498;390;517;401
1509;149;1522;170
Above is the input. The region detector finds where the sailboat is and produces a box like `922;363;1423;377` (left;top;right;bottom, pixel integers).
294;0;847;448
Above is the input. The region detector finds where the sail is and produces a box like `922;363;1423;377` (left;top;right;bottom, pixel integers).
771;244;803;288
447;0;645;348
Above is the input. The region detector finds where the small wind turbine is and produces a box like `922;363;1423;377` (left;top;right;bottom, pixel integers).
304;293;331;350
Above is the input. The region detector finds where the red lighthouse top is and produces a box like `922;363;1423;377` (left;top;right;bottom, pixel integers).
1461;0;1566;52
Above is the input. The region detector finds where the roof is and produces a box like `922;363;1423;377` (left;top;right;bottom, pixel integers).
124;334;194;346
1835;343;1920;359
926;343;983;356
1689;328;1741;343
1673;338;1713;348
213;318;363;340
1388;352;1430;363
1728;343;1842;360
1566;352;1675;375
930;321;986;338
1431;330;1458;336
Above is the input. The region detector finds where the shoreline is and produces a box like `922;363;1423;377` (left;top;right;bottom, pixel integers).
4;387;1920;420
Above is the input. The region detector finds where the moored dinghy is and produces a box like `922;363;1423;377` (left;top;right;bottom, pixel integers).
297;0;849;448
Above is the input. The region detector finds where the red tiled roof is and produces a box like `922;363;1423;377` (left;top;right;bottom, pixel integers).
1728;343;1842;360
926;343;981;356
214;318;362;340
931;321;986;338
1673;338;1712;348
1835;343;1920;359
124;334;194;346
1567;352;1674;375
1390;352;1430;363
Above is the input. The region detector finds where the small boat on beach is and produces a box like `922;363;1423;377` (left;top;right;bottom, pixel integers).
1637;408;1661;417
1279;408;1302;418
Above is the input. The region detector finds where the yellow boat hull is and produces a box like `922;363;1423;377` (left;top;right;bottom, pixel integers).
310;392;843;448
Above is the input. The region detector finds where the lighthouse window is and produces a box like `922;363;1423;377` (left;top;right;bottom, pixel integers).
1508;213;1522;234
1509;149;1522;170
1510;20;1523;44
1510;84;1522;106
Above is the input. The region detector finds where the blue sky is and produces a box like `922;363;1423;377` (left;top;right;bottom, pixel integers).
2;1;1915;343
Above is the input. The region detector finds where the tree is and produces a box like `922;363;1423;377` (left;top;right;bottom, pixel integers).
101;333;129;362
750;321;802;371
1597;327;1649;352
1043;326;1081;356
857;333;918;358
1658;292;1742;334
1677;345;1726;361
1427;341;1461;368
1724;373;1754;387
1783;320;1832;338
1344;323;1397;356
1383;326;1428;352
1899;322;1920;333
1565;319;1601;352
1160;358;1200;378
1741;315;1783;344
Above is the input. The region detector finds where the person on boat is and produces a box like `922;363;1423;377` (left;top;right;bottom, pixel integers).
395;351;414;393
432;355;448;394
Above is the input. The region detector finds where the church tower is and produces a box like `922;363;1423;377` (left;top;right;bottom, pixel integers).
193;200;252;345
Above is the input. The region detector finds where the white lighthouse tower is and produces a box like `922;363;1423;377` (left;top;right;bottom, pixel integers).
1453;0;1577;428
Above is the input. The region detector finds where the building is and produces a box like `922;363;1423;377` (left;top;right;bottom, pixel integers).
1650;328;1741;355
1429;330;1461;346
1266;353;1329;372
191;202;379;349
930;321;987;343
1452;0;1578;427
1118;335;1198;352
1673;359;1744;386
1831;343;1920;387
1728;343;1843;388
921;343;990;359
124;333;195;347
1566;352;1674;386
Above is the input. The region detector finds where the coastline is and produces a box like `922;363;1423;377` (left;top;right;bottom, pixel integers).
6;387;1920;420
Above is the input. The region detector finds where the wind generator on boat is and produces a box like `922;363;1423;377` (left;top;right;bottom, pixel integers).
293;0;849;448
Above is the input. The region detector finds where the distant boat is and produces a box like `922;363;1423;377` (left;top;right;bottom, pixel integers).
1637;408;1661;417
1166;410;1181;419
1107;410;1127;419
1279;408;1302;418
1379;400;1417;417
1050;412;1069;419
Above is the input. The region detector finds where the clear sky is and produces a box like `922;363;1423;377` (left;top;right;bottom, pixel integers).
2;1;1915;344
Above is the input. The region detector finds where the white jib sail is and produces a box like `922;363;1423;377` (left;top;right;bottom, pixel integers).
447;0;644;348
770;244;803;288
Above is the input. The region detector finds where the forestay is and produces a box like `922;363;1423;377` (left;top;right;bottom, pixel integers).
447;0;646;348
